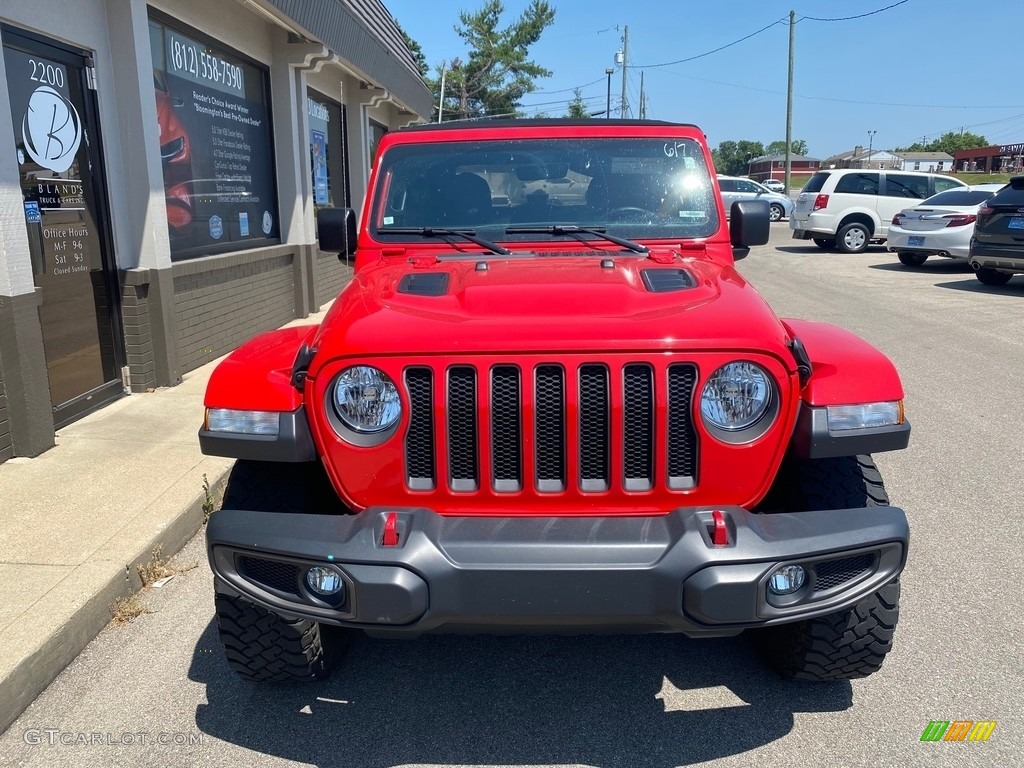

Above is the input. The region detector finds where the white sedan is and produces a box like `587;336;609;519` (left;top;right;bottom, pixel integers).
887;183;1005;266
762;178;785;192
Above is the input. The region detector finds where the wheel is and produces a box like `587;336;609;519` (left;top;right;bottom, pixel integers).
751;455;900;680
812;238;836;250
974;266;1012;286
897;251;928;267
215;592;349;681
836;222;871;253
215;460;352;681
769;204;784;222
221;459;348;515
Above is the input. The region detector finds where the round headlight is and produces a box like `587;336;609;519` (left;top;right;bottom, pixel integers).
332;366;401;433
700;362;772;431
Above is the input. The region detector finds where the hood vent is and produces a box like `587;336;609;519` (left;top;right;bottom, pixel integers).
398;273;450;296
641;268;695;293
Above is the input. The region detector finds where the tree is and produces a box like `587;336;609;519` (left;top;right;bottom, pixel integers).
566;88;590;119
400;28;429;78
711;140;766;176
895;130;989;155
766;139;808;156
430;0;556;121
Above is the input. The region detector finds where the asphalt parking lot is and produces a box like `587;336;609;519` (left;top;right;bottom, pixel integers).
0;223;1020;768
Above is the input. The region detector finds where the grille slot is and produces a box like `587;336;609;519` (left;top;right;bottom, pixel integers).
491;366;522;492
447;366;478;491
622;365;654;491
405;368;435;490
579;365;610;492
239;556;300;596
667;364;698;489
813;553;875;592
535;365;566;492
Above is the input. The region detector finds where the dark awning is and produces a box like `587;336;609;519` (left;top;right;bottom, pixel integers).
266;0;433;118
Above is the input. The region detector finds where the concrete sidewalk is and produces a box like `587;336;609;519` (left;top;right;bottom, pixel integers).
0;307;328;734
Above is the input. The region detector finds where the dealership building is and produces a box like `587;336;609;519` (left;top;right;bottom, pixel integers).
0;0;431;464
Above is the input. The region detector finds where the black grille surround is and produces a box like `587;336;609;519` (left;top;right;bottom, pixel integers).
402;358;702;497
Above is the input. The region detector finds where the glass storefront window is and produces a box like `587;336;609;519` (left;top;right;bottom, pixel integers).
149;13;279;260
307;91;349;209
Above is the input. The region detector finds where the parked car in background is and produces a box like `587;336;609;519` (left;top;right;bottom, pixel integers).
887;183;1005;267
790;169;966;253
968;176;1024;286
762;178;785;192
717;175;793;221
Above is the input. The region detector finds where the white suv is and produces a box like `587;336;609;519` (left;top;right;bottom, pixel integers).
790;169;965;253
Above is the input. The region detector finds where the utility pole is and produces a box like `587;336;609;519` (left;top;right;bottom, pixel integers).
605;67;613;120
639;71;646;119
785;10;794;191
620;25;629;118
438;61;447;123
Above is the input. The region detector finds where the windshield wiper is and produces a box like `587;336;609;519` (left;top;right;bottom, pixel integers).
378;227;510;255
505;225;648;254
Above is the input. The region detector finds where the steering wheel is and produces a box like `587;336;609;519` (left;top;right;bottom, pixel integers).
608;206;658;221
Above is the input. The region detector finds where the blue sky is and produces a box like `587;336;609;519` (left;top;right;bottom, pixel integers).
384;0;1024;159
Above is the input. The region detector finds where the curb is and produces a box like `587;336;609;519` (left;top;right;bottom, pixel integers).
0;467;232;735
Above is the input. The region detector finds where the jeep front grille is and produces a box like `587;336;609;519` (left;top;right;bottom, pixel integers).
404;361;698;494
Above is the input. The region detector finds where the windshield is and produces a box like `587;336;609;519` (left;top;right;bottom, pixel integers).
369;137;719;244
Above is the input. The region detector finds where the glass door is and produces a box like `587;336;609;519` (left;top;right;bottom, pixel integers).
3;27;125;427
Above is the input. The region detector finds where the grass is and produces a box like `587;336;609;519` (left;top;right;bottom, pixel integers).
111;593;151;624
109;545;199;624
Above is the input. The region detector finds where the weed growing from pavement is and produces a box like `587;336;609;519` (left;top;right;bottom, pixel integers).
109;547;199;624
137;546;175;586
111;593;151;624
202;473;223;522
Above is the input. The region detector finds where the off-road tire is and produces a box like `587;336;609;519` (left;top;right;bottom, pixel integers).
897;251;928;267
758;580;900;680
836;221;871;254
215;593;348;681
752;455;900;680
813;237;836;250
221;459;348;515
974;266;1012;286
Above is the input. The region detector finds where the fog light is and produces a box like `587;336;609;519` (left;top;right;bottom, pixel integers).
768;564;806;595
305;566;344;597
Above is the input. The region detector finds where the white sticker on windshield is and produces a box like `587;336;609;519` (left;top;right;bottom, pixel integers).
683;157;696;170
383;216;394;225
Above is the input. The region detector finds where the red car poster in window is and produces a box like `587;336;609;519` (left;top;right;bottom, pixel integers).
150;19;278;259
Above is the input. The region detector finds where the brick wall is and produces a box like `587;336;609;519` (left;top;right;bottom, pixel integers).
316;250;353;306
0;368;11;463
120;280;155;391
173;246;298;372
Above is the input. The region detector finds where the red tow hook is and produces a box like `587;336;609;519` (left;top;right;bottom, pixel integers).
381;511;400;547
710;510;730;547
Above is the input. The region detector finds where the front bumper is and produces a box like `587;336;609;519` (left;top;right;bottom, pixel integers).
207;505;908;637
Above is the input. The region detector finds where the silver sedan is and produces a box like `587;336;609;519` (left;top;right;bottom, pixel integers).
887;183;1005;266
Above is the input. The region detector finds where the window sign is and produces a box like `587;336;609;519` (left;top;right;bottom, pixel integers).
150;16;279;259
307;92;347;209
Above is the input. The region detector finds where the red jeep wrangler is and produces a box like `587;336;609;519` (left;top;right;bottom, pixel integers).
201;120;910;682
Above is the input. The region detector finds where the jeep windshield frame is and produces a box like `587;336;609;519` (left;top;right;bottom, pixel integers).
368;137;720;246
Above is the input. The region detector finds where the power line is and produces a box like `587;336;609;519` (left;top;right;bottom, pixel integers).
647;68;1024;110
631;18;787;69
798;0;911;23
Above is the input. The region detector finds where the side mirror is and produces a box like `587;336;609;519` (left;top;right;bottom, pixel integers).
729;199;770;260
316;207;357;259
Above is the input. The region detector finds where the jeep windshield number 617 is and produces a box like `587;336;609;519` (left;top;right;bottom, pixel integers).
200;120;910;682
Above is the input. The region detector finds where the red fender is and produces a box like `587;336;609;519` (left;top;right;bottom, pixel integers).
204;325;318;412
783;319;904;406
